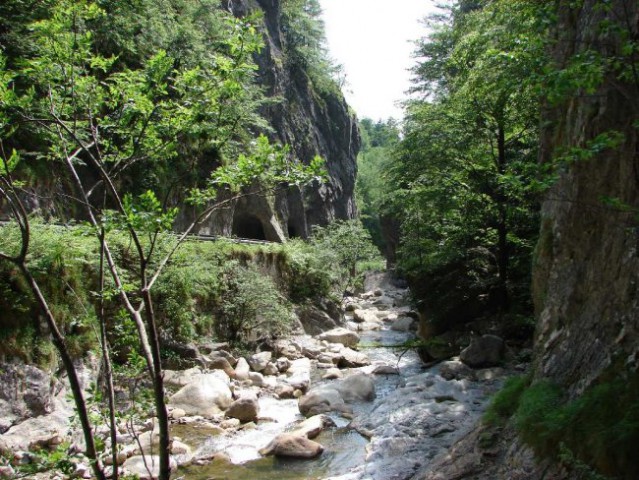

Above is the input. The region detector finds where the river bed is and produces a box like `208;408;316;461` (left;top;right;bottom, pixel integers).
176;282;505;480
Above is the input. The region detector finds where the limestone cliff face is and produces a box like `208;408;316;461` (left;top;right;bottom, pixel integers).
201;0;359;241
532;0;639;396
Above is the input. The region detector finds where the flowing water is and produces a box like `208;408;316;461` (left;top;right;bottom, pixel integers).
176;284;502;480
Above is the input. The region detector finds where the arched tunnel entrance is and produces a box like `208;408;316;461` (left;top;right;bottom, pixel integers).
287;222;299;239
232;213;266;240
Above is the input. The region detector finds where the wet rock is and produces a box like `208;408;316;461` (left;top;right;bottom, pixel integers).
262;362;279;376
122;455;176;479
439;360;476;381
373;288;383;296
372;365;399;375
285;358;311;391
220;418;241;429
292;414;336;439
259;433;324;458
234;358;250;381
372;296;394;306
460;335;505;368
168;374;232;417
344;302;360;312
317;352;341;365
225;397;259;423
391;316;416;332
335;373;376;402
298;387;351;417
248;372;265;387
338;348;371;368
276;357;291;373
161;339;203;369
169;407;186;420
205;356;235;377
274;384;295;399
353;309;379;324
301;344;323;359
417;335;459;363
198;342;230;356
248;352;272;372
274;340;301;360
318;327;360;347
322;368;343;379
171;439;191;456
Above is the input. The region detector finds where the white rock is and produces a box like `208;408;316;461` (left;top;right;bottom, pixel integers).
318;328;360;348
248;352;272;372
234;358;251;381
391;316;416;332
336;373;376;402
168;374;232;417
122;455;177;480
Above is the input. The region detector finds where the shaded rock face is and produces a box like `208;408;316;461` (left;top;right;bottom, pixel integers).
533;0;639;396
197;0;359;241
0;364;55;433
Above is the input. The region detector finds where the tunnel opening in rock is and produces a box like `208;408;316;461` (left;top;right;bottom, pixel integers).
287;222;299;239
232;214;266;240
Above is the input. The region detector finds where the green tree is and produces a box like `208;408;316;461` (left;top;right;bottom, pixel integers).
388;0;549;328
309;220;383;292
0;1;323;478
356;118;400;251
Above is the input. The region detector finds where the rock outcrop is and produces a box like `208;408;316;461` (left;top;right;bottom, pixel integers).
532;0;639;397
194;0;359;241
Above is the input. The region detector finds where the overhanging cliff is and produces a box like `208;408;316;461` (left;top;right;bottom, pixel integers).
200;0;360;241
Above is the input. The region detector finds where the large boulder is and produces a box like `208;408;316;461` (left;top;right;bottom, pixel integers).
390;316;416;332
234;357;251;381
122;455;177;480
298;387;351;417
318;328;360;348
338;348;371;368
335;373;376;402
285;358;312;391
205;355;235;377
460;335;505;368
168;374;232;417
225;396;259;423
247;352;272;372
296;304;339;335
291;415;336;439
0;364;55;432
259;433;324;458
353;309;379;324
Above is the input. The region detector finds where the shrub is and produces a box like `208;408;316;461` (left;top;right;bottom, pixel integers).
215;261;293;345
483;374;532;426
504;371;639;480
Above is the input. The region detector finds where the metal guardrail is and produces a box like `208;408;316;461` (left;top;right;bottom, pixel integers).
0;220;276;246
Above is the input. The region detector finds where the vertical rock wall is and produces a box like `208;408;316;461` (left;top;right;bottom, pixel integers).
202;0;360;241
532;0;639;395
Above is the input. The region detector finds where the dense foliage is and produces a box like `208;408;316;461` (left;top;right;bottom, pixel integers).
0;219;382;361
375;0;551;332
281;0;344;94
356;118;400;252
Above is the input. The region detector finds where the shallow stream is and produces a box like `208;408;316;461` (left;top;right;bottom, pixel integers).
176;284;501;480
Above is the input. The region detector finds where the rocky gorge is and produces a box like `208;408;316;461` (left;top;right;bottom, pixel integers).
0;275;519;479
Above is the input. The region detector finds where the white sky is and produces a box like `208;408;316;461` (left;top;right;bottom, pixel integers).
320;0;438;122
